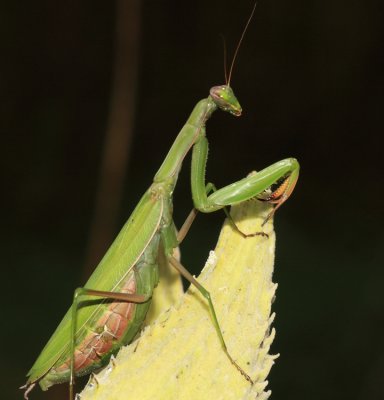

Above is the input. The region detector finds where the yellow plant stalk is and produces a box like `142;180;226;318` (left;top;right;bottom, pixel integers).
79;199;278;400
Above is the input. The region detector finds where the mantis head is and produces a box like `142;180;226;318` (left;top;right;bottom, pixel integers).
210;85;242;117
210;2;257;118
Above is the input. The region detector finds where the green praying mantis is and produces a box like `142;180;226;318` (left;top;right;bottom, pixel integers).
21;5;299;400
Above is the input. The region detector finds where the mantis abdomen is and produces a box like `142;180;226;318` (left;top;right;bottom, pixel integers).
38;230;162;390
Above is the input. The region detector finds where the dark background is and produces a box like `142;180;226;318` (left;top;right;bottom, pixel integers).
1;1;383;399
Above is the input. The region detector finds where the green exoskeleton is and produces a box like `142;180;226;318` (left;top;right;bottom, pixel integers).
21;6;299;400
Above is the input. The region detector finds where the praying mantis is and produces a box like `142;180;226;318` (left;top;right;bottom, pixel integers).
21;5;299;400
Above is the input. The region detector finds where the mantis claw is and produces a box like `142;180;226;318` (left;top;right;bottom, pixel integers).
20;382;36;400
225;349;254;385
229;217;269;239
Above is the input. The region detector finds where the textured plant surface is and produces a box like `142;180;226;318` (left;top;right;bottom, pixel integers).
79;199;278;400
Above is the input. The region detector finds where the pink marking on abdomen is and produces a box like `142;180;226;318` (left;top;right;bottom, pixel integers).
54;274;138;374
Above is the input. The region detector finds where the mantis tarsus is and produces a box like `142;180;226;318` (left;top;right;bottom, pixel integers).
21;5;299;399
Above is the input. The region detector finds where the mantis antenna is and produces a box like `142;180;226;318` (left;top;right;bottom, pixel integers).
221;34;228;84
227;1;258;86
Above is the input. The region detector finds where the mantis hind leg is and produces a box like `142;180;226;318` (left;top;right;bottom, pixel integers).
69;288;151;400
168;255;254;384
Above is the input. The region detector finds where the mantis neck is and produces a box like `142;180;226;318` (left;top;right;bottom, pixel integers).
154;96;217;185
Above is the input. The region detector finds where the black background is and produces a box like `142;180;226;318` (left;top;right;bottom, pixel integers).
2;1;383;399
